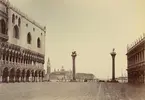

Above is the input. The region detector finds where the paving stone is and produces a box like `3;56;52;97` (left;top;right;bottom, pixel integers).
0;82;144;100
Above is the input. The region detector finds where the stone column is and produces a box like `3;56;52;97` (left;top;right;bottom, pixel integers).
19;74;21;82
0;70;2;83
29;73;32;82
110;48;116;82
71;51;77;81
24;74;26;82
37;74;39;82
144;71;145;83
7;72;9;83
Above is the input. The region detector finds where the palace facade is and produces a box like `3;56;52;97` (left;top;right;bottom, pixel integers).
127;34;145;83
0;0;46;83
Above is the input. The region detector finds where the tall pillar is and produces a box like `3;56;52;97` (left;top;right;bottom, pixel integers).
71;51;77;81
110;48;116;82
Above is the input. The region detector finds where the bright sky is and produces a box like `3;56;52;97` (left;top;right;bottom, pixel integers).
9;0;145;79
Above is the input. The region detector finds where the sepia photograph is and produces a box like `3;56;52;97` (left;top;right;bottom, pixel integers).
0;0;145;100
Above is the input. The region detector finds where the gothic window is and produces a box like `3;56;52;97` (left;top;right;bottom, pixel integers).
0;19;6;34
12;14;15;24
33;28;35;31
18;18;21;26
27;32;32;44
13;25;19;39
37;37;41;48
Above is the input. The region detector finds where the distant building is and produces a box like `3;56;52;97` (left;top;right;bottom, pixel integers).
49;67;72;81
50;67;95;82
76;73;95;81
127;34;145;83
115;77;128;83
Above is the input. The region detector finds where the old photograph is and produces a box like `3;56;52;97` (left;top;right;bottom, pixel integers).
0;0;145;100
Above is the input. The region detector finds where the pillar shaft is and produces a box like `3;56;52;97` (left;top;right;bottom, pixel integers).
112;56;115;81
72;57;76;81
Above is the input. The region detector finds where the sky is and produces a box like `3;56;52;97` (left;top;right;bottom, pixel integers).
9;0;145;79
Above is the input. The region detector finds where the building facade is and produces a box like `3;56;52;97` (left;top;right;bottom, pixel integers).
49;67;72;82
127;34;145;83
115;77;128;83
76;73;95;81
0;0;46;83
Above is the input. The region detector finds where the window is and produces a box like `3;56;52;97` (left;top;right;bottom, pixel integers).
37;37;41;48
18;18;21;26
12;14;15;24
26;24;28;27
13;25;19;39
0;19;6;34
33;28;35;31
27;32;31;44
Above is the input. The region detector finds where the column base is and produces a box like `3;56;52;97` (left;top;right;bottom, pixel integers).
110;79;118;83
70;79;77;82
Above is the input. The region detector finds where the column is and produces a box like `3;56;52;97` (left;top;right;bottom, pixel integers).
0;70;2;83
24;74;26;82
29;73;32;82
110;49;116;82
71;51;77;81
7;72;9;83
37;74;39;82
19;73;21;82
144;71;145;83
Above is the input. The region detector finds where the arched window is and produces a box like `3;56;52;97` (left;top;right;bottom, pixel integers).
18;18;21;26
13;25;19;39
12;14;15;24
0;19;6;34
37;37;41;48
27;32;31;44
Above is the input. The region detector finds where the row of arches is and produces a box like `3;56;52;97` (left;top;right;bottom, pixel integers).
2;67;45;83
0;42;44;64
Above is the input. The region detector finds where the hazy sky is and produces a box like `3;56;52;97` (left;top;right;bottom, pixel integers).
9;0;145;79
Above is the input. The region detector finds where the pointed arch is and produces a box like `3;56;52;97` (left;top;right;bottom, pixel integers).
0;19;6;34
27;32;32;44
12;14;15;24
18;18;21;26
13;25;19;39
2;67;8;82
15;69;21;82
9;68;15;82
26;70;30;82
37;37;41;48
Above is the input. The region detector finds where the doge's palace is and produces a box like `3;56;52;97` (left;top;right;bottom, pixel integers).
0;0;46;83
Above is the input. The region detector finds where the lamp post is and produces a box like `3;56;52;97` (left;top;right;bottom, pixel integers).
71;51;77;81
110;48;116;82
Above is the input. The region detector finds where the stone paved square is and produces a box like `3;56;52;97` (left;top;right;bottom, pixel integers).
0;82;145;100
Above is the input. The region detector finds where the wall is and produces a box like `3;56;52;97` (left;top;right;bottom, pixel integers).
7;8;45;55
